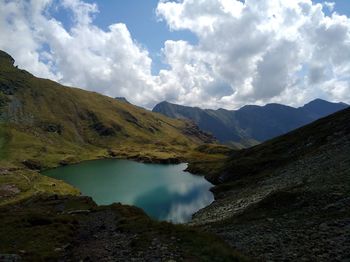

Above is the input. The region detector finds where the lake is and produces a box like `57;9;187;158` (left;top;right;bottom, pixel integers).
43;159;214;223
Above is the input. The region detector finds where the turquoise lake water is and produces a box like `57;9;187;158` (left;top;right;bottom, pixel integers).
43;159;214;223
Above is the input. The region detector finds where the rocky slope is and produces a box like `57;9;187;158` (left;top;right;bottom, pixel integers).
0;194;246;261
189;108;350;261
153;99;348;145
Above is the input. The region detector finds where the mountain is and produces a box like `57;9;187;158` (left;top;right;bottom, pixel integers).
115;97;130;103
153;99;348;145
1;49;348;261
0;50;245;260
188;107;350;260
0;49;229;208
302;98;349;116
0;50;215;170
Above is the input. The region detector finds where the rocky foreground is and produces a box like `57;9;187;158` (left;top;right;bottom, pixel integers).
0;194;246;261
190;108;350;261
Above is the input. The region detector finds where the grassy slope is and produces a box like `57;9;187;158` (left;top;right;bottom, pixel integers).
0;124;7;160
0;50;229;205
0;60;212;168
0;52;243;261
0;51;245;260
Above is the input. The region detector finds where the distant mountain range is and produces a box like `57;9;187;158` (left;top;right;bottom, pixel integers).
153;99;348;146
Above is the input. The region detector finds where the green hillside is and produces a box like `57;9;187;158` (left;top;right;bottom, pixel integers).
0;50;226;205
0;50;246;261
0;50;216;169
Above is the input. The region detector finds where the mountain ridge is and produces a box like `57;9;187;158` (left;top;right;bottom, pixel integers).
153;99;348;145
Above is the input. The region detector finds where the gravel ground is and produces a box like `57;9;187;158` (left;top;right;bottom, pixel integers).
191;128;350;261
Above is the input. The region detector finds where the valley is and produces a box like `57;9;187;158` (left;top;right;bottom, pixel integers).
1;0;350;260
0;50;242;261
0;50;225;206
0;50;349;261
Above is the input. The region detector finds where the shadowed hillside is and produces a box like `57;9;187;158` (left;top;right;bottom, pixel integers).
189;108;350;260
0;194;248;261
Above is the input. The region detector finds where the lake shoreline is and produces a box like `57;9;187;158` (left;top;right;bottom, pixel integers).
43;159;214;224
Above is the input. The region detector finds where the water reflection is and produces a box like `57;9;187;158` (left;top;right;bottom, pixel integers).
134;183;213;223
43;159;213;223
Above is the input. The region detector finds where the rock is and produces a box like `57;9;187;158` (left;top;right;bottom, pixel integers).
62;244;70;250
0;184;20;198
0;168;9;175
22;159;42;170
39;122;63;134
108;149;119;157
65;209;91;215
0;254;22;262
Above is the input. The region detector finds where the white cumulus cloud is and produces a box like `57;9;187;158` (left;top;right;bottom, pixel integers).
156;0;350;108
0;0;160;108
0;0;349;109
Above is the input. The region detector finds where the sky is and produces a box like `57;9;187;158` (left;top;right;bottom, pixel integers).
0;0;349;109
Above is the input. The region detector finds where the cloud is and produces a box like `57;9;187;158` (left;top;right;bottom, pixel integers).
156;0;350;108
0;0;159;108
324;1;335;12
165;190;213;223
0;0;349;109
0;0;57;80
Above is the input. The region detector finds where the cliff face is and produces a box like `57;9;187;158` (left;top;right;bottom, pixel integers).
190;108;350;261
